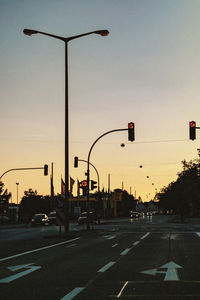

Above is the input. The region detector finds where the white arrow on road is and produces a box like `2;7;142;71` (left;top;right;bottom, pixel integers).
141;261;182;281
0;263;41;283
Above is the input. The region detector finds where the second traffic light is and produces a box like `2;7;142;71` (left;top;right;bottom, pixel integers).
80;180;88;196
128;122;135;141
44;164;48;176
189;121;196;140
91;180;97;190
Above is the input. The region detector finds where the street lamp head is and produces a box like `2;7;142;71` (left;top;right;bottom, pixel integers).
23;29;38;36
94;30;109;36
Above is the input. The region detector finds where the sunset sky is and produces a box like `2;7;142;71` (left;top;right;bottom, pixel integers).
1;0;200;203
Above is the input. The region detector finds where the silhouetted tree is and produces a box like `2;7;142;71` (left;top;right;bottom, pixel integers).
0;181;11;215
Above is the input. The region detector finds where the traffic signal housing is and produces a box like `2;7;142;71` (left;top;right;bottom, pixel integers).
44;164;48;176
189;121;196;140
80;180;88;196
128;122;135;141
91;180;97;190
74;156;78;168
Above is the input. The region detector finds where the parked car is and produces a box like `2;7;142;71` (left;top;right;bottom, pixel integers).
48;211;57;225
77;211;99;225
31;214;49;226
130;211;139;218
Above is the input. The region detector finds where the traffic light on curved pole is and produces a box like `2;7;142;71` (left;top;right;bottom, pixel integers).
189;121;196;140
128;122;135;141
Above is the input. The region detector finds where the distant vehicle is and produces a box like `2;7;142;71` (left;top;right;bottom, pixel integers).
130;211;139;218
48;211;57;225
77;211;99;225
0;215;9;225
31;214;49;226
146;212;152;217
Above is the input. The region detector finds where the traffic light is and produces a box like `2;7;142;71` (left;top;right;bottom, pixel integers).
80;180;88;196
44;164;48;176
189;121;196;140
91;180;97;190
74;156;78;168
128;122;135;141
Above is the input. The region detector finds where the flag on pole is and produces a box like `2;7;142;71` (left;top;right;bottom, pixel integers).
70;177;75;193
61;178;65;195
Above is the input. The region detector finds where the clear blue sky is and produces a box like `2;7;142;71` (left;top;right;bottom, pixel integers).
1;0;200;202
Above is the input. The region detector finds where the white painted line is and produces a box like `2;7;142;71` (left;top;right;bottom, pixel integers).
98;261;116;273
120;248;131;256
66;243;76;248
112;243;118;248
0;237;80;262
60;287;85;300
140;232;150;240
117;281;128;298
196;232;200;237
0;263;41;283
133;241;140;246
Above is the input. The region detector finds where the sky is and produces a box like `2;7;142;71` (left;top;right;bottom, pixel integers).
1;0;200;204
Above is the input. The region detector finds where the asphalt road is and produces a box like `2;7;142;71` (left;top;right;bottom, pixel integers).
1;215;200;299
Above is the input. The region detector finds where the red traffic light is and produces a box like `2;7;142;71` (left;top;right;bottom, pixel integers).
128;122;135;141
190;121;196;128
189;121;196;140
80;180;87;187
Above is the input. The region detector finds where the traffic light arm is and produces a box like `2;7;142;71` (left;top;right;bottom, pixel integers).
86;128;128;230
78;159;100;192
0;167;46;180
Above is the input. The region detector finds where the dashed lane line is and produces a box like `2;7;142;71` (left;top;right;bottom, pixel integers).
60;287;85;300
98;261;116;273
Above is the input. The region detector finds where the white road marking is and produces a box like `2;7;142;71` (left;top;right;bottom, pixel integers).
140;232;150;240
103;235;115;240
133;241;140;246
0;263;41;283
141;261;182;281
98;261;116;273
66;243;76;248
196;232;200;237
120;248;131;256
0;237;80;262
112;243;118;248
117;281;129;298
60;287;85;300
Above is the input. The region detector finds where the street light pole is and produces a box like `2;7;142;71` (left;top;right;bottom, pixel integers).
16;182;19;205
23;28;109;234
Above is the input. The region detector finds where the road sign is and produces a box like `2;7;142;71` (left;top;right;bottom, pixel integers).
0;263;41;283
141;261;182;281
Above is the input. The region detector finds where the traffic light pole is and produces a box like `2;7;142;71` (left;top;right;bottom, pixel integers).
0;166;47;180
77;159;100;192
86;128;128;230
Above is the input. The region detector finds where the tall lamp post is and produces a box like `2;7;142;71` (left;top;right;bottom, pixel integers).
23;28;109;234
16;182;19;205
